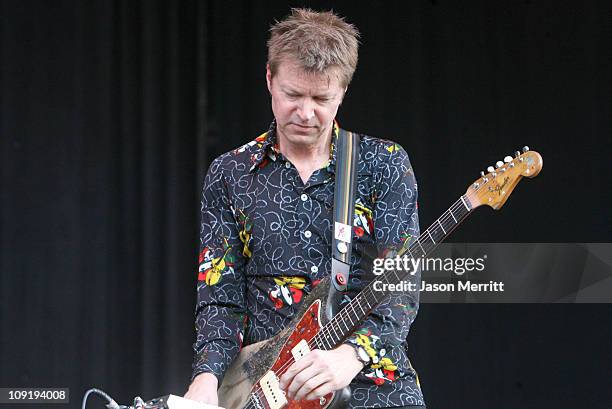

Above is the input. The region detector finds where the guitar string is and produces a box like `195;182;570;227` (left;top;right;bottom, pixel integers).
321;198;470;343
244;205;466;409
243;175;507;407
292;193;469;351
244;193;477;406
311;194;473;351
259;195;471;385
250;193;474;388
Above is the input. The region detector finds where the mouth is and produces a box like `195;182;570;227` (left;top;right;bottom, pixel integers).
290;123;316;130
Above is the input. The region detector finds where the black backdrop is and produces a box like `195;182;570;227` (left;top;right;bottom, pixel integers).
1;1;611;408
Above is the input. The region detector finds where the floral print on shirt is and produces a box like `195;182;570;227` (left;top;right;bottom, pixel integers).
193;121;424;407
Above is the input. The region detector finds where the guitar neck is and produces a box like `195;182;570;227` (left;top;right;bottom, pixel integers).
313;194;474;349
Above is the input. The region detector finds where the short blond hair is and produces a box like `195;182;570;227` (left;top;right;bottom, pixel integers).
267;8;360;87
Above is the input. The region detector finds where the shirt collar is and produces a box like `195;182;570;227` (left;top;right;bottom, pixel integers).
249;119;340;173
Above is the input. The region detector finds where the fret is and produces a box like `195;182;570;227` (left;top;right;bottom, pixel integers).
325;330;335;348
312;335;321;350
318;329;331;348
329;324;340;341
326;326;335;344
345;304;357;327
417;240;425;257
321;334;332;350
428;225;439;242
356;300;366;315
369;288;383;306
323;338;332;350
405;248;415;260
341;316;350;333
449;208;458;223
438;219;446;234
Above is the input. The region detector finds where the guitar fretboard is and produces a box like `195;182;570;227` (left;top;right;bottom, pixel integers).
313;194;473;349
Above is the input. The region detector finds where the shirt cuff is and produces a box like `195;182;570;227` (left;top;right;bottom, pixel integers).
191;347;233;385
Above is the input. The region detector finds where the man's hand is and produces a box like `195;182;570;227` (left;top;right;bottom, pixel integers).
279;344;364;401
184;372;219;405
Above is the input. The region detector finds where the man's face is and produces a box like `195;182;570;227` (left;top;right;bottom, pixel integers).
266;59;346;148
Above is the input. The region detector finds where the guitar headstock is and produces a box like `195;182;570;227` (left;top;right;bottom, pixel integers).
465;147;543;210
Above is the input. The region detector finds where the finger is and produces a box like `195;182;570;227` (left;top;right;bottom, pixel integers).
279;353;316;389
279;360;310;389
286;362;323;398
304;380;335;402
293;372;330;401
287;361;326;399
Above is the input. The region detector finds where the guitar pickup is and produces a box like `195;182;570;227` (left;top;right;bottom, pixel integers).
291;339;311;361
259;371;288;409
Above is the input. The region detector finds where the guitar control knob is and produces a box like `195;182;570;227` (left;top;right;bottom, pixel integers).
522;146;529;152
496;161;504;168
487;166;495;173
504;156;513;163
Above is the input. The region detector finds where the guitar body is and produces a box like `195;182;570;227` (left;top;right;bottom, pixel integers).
219;277;350;409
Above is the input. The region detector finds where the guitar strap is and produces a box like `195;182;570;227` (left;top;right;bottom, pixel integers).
326;128;360;321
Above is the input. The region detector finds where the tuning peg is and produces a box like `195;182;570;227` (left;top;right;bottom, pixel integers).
515;150;521;157
504;156;513;163
522;146;529;152
487;166;495;173
496;161;504;168
480;171;485;177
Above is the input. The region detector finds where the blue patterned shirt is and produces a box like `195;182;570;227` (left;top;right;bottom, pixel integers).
193;121;425;408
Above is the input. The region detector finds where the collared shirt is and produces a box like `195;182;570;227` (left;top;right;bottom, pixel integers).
193;121;424;408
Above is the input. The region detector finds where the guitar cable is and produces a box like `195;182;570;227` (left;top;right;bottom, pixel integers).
82;387;164;409
81;388;129;409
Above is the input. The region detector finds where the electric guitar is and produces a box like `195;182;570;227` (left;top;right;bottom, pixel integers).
217;148;543;409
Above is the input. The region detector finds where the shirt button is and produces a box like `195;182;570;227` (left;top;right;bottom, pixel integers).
285;162;291;169
304;230;312;238
311;265;319;273
300;193;308;202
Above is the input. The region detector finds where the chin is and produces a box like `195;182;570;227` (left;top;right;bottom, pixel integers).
281;125;319;141
286;133;318;145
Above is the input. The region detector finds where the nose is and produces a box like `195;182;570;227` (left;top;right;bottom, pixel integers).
296;98;315;122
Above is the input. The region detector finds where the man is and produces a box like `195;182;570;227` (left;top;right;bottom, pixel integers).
186;8;425;409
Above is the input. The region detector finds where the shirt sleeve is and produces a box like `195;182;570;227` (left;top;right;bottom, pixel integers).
344;142;420;371
192;156;249;384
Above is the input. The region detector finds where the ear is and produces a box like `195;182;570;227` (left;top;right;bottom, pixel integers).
266;64;272;93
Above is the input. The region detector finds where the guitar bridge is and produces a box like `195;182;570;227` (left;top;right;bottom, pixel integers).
250;392;264;409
